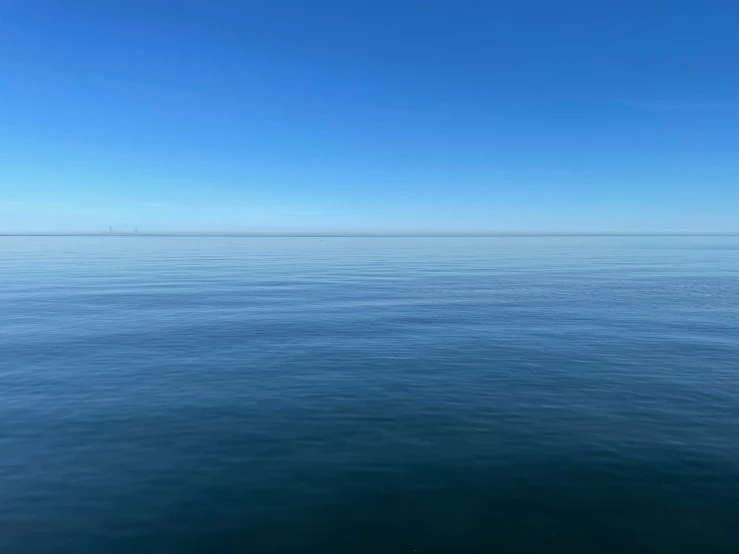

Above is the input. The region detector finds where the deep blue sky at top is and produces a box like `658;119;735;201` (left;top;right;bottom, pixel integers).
1;0;737;232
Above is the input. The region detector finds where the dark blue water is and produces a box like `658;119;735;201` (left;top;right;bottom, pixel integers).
2;236;738;553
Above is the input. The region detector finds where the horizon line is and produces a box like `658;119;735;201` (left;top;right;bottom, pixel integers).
2;231;739;238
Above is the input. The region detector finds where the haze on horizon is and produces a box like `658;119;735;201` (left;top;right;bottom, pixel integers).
1;1;737;234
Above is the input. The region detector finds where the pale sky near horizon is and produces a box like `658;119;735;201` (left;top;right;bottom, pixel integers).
1;1;738;233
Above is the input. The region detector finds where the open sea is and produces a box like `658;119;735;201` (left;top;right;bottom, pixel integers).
1;236;738;553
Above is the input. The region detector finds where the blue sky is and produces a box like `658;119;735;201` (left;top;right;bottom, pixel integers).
1;0;737;233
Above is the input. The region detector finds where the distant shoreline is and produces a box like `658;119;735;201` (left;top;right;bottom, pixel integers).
1;233;738;238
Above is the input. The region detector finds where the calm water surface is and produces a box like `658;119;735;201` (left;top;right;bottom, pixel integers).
1;237;738;553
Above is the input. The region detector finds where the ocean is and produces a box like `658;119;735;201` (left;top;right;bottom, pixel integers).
1;236;738;553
